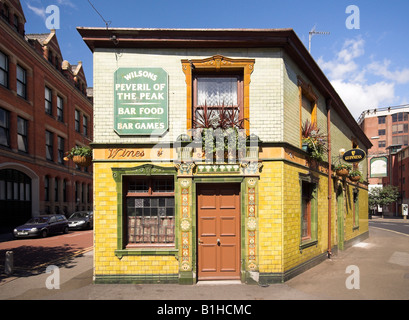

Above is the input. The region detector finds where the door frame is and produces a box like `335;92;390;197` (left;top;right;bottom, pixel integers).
193;177;246;282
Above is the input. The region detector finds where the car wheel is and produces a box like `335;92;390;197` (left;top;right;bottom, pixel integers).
41;229;48;238
63;226;68;234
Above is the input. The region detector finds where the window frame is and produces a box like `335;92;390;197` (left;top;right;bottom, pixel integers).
57;95;64;122
0;107;10;148
0;50;8;88
45;86;53;115
299;173;318;250
45;130;54;161
17;116;28;153
298;76;318;147
57;136;64;164
112;164;178;258
192;74;244;129
16;64;27;99
83;114;88;137
181;55;255;136
75;109;80;132
378;116;386;124
124;176;175;248
44;176;50;202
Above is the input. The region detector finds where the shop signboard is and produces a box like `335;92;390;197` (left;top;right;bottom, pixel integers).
114;67;168;135
342;148;366;163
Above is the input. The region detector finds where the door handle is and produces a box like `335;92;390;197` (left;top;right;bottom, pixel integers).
217;238;221;246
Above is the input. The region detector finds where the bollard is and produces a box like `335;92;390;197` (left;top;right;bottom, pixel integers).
5;251;14;275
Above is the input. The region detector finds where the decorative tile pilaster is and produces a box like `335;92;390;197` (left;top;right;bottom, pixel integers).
246;177;258;272
178;178;193;283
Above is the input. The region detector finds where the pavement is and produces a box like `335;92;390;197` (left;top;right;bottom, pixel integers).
1;218;409;302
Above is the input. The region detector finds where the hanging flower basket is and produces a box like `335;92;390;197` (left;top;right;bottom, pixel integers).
336;168;349;177
72;155;92;167
349;169;362;182
65;146;93;167
333;163;352;177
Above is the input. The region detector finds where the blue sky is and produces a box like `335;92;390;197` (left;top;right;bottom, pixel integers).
22;0;409;120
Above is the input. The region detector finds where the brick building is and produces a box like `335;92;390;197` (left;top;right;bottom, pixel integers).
0;0;93;228
358;105;409;216
78;27;371;284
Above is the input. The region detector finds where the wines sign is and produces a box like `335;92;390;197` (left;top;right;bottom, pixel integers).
114;68;168;135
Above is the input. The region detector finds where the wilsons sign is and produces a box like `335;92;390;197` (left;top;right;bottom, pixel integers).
342;148;366;163
114;68;168;135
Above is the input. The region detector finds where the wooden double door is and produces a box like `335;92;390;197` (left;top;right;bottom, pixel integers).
197;183;241;280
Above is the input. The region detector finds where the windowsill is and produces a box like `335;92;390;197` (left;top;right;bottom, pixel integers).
299;239;318;252
115;247;178;259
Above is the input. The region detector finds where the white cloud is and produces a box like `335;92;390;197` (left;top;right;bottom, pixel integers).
317;37;403;120
367;59;409;84
26;3;46;20
56;0;77;9
331;80;395;115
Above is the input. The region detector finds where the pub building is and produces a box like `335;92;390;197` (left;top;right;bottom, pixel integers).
78;28;371;284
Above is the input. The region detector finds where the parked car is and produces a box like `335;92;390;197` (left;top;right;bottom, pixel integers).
68;211;93;230
13;215;69;238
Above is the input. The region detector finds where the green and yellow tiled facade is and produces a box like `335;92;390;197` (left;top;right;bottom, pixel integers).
80;28;372;285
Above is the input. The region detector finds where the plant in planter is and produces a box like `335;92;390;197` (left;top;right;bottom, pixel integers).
349;169;362;182
192;102;248;161
64;146;92;167
333;163;352;177
301;119;327;162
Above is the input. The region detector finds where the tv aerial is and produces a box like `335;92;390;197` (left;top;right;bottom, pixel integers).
308;25;330;53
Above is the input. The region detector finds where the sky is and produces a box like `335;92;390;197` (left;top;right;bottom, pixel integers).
22;0;409;120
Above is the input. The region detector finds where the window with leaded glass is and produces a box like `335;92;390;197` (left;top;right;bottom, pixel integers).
125;176;175;246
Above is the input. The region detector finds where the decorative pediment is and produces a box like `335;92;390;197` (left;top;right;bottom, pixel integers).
112;164;176;182
182;54;255;74
181;55;255;135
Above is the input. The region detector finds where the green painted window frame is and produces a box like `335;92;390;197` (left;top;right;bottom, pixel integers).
299;173;318;251
112;164;179;259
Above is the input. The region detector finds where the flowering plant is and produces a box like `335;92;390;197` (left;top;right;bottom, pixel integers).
301;120;327;162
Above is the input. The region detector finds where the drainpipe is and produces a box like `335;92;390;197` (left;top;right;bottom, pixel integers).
326;99;332;258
